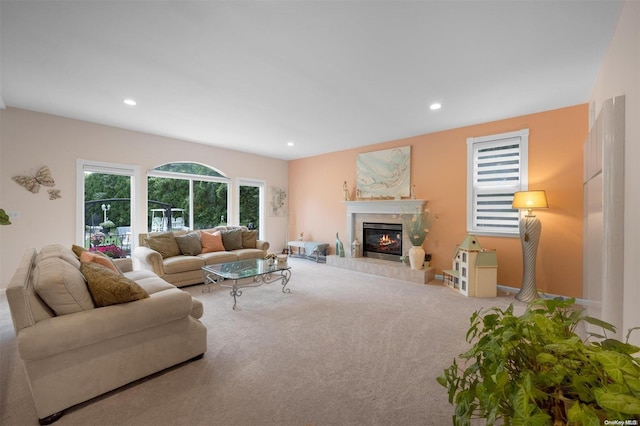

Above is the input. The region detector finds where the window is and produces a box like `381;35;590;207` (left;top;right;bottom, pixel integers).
238;179;265;240
147;162;229;231
77;160;139;258
467;129;528;236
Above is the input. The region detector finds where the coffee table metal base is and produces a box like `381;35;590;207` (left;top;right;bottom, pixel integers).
203;269;292;310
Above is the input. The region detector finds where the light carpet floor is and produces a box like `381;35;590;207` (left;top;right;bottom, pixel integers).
1;258;526;426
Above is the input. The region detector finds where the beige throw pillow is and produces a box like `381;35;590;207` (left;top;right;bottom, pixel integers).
34;257;95;315
242;230;258;248
80;262;149;307
145;232;181;258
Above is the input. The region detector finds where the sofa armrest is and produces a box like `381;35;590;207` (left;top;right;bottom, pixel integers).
113;257;133;273
256;240;270;251
17;288;193;361
133;246;165;276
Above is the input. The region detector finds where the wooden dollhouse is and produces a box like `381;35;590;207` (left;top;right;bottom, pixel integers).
443;234;497;297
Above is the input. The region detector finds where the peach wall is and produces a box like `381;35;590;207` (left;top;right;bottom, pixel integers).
0;108;288;288
290;104;587;297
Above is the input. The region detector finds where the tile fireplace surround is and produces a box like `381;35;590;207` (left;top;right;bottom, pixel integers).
327;199;435;284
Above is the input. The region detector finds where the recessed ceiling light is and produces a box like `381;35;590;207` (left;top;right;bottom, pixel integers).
123;99;137;106
287;141;294;147
430;103;442;110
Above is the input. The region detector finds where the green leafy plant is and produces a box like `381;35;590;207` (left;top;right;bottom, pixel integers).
0;208;11;225
402;208;431;246
437;298;640;425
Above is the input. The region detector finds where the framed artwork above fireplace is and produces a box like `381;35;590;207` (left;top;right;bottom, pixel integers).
356;146;410;199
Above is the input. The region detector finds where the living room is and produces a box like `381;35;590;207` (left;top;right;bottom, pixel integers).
1;0;640;424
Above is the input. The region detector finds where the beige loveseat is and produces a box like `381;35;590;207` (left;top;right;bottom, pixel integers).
6;244;207;425
133;226;270;287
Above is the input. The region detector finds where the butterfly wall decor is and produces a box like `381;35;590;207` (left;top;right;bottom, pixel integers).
12;166;56;194
48;189;62;200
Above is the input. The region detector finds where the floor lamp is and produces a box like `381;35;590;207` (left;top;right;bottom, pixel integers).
512;190;548;302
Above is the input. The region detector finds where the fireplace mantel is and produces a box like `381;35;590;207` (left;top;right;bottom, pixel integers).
343;199;427;257
343;199;426;215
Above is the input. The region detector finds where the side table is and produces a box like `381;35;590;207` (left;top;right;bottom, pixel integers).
287;241;328;263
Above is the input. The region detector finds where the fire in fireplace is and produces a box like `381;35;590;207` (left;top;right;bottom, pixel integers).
362;222;403;261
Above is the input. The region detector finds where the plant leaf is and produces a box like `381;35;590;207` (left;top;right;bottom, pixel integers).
594;388;640;414
584;315;617;334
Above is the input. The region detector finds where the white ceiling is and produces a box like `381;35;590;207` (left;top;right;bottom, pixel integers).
0;1;623;161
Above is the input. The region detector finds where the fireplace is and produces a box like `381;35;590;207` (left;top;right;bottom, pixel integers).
362;222;403;261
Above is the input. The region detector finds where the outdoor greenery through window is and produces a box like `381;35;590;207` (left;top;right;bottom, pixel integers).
82;164;135;259
466;129;529;236
148;162;229;232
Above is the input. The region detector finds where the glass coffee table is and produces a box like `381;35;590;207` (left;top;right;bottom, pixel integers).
202;259;292;310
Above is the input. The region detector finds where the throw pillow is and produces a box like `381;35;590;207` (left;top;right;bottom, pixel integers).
145;232;181;258
36;244;81;269
80;262;149;307
242;230;258;248
175;232;202;256
79;250;121;274
200;230;225;253
221;228;243;251
71;244;87;258
34;257;95;315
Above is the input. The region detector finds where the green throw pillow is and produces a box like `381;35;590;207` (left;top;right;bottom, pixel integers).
175;232;202;256
221;228;243;251
145;232;181;258
80;262;149;307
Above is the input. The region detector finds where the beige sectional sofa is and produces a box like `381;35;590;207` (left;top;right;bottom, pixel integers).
6;244;207;425
134;226;270;287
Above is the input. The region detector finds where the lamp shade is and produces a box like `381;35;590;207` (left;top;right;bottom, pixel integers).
512;190;548;210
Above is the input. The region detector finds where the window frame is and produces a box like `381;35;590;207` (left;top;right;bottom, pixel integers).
236;178;266;240
147;163;231;231
466;129;529;237
76;159;140;252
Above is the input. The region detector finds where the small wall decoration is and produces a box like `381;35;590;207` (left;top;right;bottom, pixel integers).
356;146;410;199
269;186;287;217
48;189;62;200
12;165;61;200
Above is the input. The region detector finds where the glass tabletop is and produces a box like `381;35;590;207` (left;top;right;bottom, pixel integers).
202;258;290;280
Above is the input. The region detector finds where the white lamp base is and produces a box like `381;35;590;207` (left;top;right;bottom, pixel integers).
515;215;542;303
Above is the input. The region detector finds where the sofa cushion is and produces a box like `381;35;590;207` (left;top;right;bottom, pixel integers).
200;251;239;265
80;262;149;307
79;250;121;274
145;232;181;258
242;230;258;248
235;248;267;261
37;244;81;269
200;230;225;253
175;232;202;256
221;228;243;250
34;257;95;315
163;255;205;274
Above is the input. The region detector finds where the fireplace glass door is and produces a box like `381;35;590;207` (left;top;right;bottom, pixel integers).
362;222;402;261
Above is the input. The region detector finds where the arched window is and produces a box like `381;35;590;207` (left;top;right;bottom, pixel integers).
147;162;230;231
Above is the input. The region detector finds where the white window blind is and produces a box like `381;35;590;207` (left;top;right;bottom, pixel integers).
467;129;528;236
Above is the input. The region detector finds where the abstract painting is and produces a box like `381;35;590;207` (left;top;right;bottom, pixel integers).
356;146;411;198
269;186;287;216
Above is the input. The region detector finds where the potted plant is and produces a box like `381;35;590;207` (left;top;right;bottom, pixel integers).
100;220;116;234
0;208;11;225
402;208;431;270
438;297;640;425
